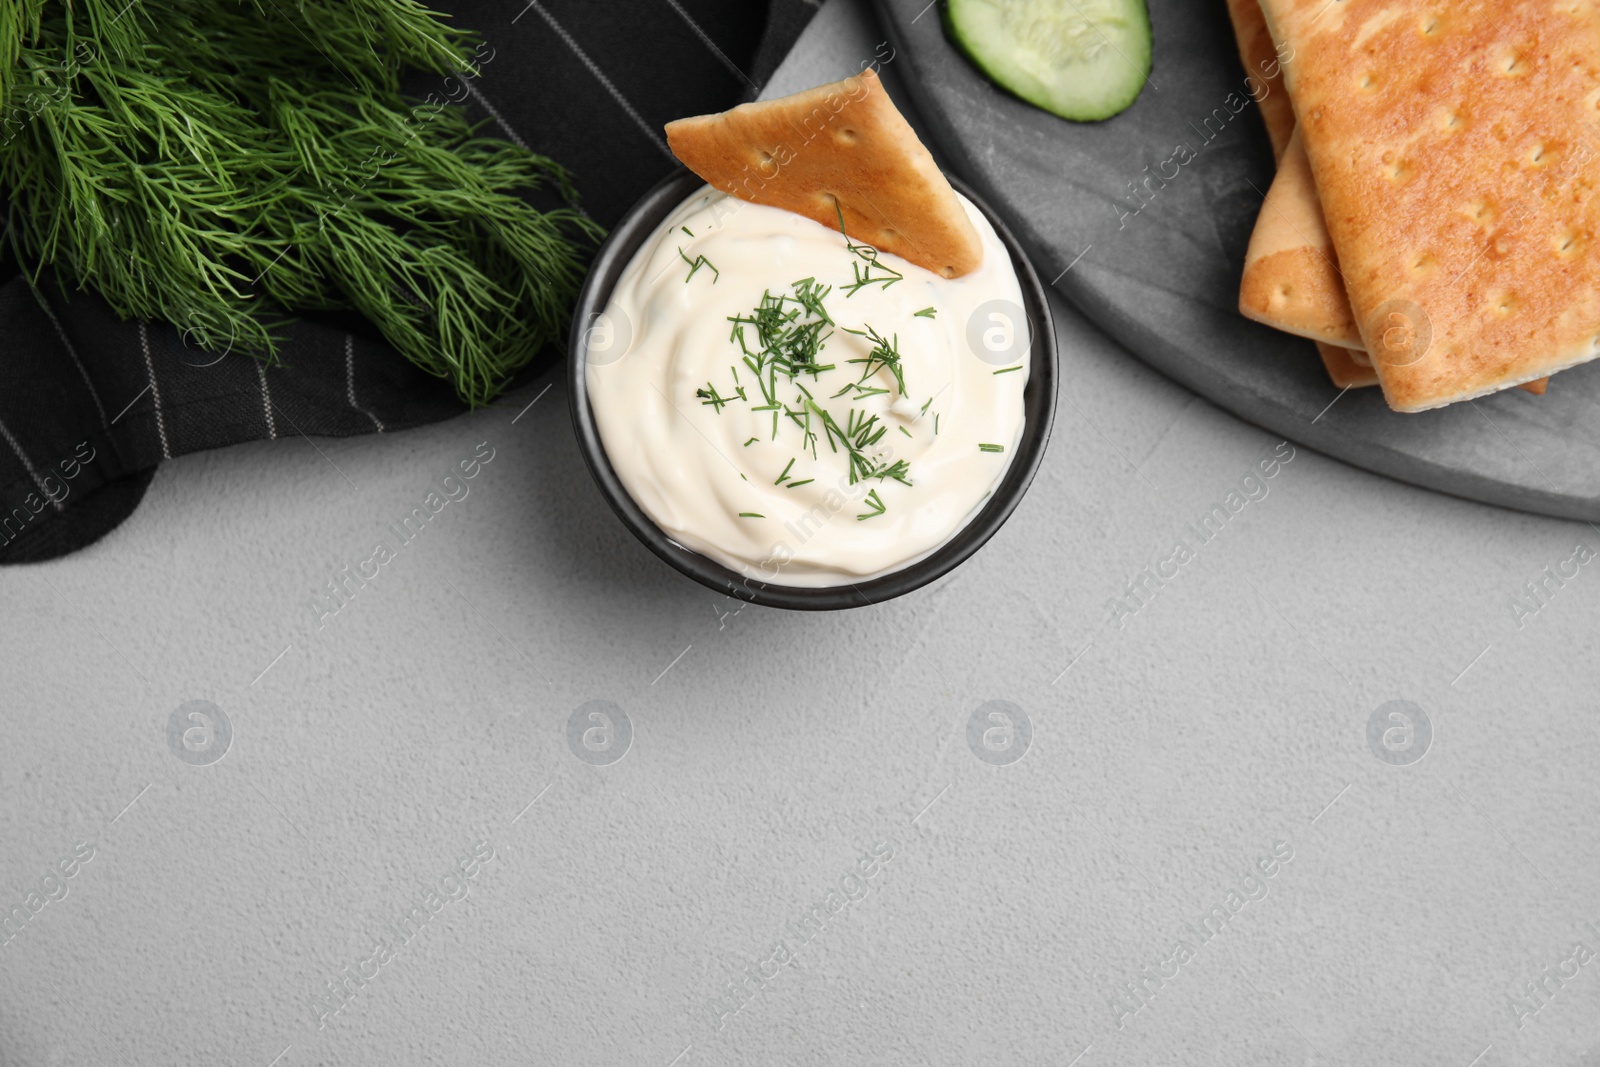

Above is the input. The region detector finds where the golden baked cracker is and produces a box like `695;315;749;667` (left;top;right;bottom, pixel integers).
1318;342;1380;388
1225;0;1296;160
1239;129;1361;346
1244;132;1554;394
664;69;982;278
1317;342;1546;393
1260;0;1600;411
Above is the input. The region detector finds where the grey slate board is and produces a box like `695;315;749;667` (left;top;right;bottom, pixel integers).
873;0;1600;522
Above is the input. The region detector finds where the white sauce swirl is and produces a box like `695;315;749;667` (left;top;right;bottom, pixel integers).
587;187;1028;588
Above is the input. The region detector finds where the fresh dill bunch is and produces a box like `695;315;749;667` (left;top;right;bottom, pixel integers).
0;0;46;114
0;0;603;406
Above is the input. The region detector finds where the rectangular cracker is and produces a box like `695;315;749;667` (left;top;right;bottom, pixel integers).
1316;343;1547;392
1318;342;1380;388
1239;127;1361;347
1225;0;1297;161
1258;0;1600;411
1245;132;1550;394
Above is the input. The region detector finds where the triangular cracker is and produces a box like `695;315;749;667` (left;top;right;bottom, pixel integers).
664;69;982;279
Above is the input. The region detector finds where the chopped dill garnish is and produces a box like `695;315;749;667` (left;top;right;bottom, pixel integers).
806;398;843;456
696;264;930;512
842;325;906;395
802;400;912;486
978;443;1005;453
993;365;1023;374
679;247;719;283
695;383;731;412
832;201;903;296
880;461;912;486
844;252;904;296
792;277;835;324
857;490;886;520
846;407;887;451
914;307;937;319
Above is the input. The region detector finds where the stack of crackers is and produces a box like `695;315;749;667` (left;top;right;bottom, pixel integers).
1227;0;1600;410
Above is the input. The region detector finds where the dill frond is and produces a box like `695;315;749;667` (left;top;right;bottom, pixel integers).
0;0;603;406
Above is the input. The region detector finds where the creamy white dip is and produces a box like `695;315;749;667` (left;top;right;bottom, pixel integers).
587;187;1028;588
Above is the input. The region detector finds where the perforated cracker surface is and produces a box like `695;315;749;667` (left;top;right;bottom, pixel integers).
1261;0;1600;410
664;69;983;279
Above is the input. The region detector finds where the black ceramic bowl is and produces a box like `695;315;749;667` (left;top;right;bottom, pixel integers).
568;169;1057;611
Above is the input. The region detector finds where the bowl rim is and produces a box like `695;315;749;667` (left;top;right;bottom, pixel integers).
567;168;1058;611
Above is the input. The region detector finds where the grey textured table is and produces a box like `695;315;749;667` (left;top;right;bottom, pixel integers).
3;4;1599;1066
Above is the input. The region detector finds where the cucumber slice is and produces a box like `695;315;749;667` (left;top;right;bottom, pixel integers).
943;0;1153;122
